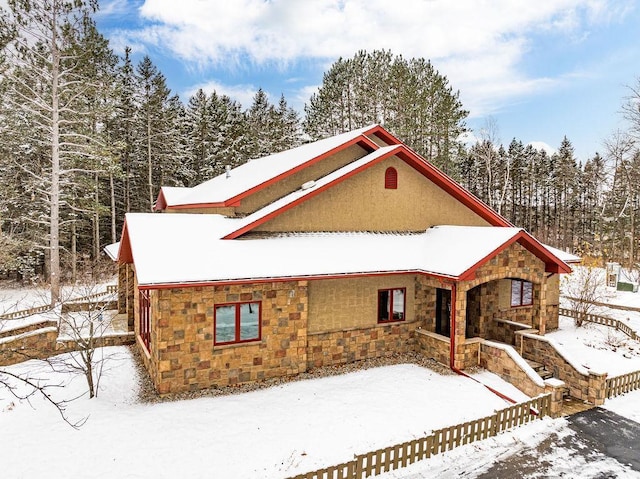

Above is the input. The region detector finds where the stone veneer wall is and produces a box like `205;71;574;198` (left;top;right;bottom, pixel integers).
415;330;450;366
414;276;441;333
545;304;559;331
147;281;308;394
517;332;607;405
486;319;535;345
307;321;417;368
479;340;565;416
415;330;480;369
0;328;58;366
453;242;549;369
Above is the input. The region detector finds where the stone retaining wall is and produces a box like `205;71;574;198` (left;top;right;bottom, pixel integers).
0;328;135;366
517;332;607;405
0;327;58;366
479;341;565;416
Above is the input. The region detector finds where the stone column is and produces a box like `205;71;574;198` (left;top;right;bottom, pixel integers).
588;371;608;406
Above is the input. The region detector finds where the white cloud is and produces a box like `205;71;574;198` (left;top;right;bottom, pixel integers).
184;80;261;109
528;141;557;156
112;0;626;116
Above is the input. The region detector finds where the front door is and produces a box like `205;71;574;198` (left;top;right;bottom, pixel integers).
435;288;451;337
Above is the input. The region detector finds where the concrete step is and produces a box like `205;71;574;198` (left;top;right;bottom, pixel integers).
525;359;554;380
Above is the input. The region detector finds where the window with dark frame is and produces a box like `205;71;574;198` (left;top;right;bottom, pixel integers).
215;301;261;345
378;288;406;322
384;167;398;189
510;279;533;307
139;289;151;352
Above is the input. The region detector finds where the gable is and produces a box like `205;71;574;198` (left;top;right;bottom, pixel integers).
157;125;394;214
253;154;491;233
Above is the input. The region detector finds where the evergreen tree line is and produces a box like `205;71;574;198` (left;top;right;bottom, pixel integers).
0;1;637;293
460;134;640;269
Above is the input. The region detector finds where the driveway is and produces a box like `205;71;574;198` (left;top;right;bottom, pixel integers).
475;408;640;478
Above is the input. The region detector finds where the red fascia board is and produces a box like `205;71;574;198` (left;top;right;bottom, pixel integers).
225;143;511;239
163;135;380;211
361;125;403;146
223;145;404;239
222;136;380;206
394;149;512;227
457;231;571;281
154;189;168;211
116;220;133;263
136;269;458;291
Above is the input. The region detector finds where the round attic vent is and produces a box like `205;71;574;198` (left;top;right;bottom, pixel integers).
301;180;316;190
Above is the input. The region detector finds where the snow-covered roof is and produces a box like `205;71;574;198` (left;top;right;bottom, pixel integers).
161;125;382;207
226;145;401;237
103;242;120;261
543;244;581;264
121;213;541;286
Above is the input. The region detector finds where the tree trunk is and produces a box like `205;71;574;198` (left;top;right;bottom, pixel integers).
50;9;61;305
110;170;117;244
148;120;153;211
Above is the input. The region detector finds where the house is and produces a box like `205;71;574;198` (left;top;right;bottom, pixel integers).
112;125;574;395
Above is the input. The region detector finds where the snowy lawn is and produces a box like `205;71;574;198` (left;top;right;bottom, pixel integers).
604;388;640;423
1;347;529;479
0;281;117;334
545;316;640;376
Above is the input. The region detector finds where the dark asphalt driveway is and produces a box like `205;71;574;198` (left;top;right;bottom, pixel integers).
475;407;640;478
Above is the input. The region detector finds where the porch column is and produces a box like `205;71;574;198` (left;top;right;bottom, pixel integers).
533;279;548;335
451;283;467;370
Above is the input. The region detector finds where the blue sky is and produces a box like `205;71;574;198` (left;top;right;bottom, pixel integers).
95;0;640;163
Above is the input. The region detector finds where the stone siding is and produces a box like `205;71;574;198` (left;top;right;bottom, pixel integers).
307;321;417;368
486;318;535;345
148;281;308;394
415;330;450;366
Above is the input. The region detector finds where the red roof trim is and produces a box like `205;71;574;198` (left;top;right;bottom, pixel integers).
117;220;133;263
224;143;512;239
393;149;512;227
160;135;382;211
136;269;457;290
457;230;571;281
223;145;405;239
154;189;168;212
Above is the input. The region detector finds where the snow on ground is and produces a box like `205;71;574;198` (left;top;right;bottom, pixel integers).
469;370;530;403
604;388;640;423
0;280;117;334
0;279;117;314
546;316;640;377
375;417;640;479
1;349;528;479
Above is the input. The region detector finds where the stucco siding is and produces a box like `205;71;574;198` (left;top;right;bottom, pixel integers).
255;155;490;232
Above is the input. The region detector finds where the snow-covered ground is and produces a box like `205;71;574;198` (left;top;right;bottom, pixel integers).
554;266;640;377
0;281;117;334
546;316;640;376
2;270;640;478
1;348;530;479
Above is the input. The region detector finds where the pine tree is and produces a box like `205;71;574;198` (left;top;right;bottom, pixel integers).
304;50;468;172
0;0;114;302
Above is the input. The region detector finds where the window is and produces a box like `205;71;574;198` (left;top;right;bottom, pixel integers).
215;302;261;345
378;288;405;322
511;280;533;307
139;289;151;352
384;167;398;189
